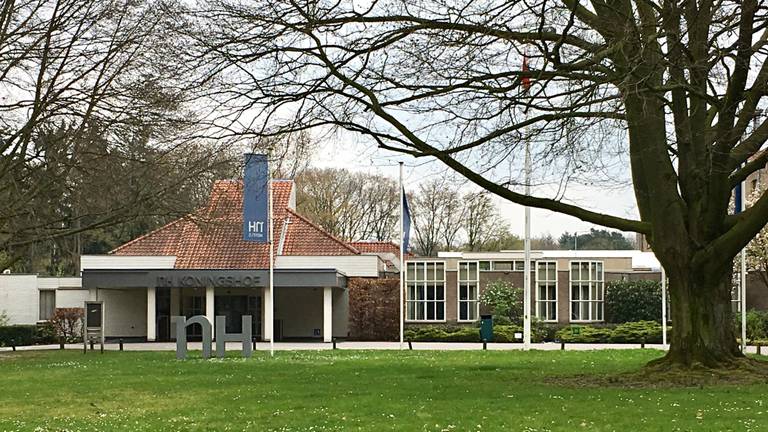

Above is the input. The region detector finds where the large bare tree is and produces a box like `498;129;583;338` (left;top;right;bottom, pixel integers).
193;0;768;370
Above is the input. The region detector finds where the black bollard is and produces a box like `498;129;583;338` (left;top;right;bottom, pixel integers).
100;343;104;354
408;340;413;350
10;339;15;352
90;339;94;351
482;339;487;350
252;337;257;351
119;339;124;351
641;337;646;349
758;344;762;356
59;336;64;350
560;342;565;351
332;338;337;350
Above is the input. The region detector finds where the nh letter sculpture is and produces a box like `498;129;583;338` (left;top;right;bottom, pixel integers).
173;315;252;360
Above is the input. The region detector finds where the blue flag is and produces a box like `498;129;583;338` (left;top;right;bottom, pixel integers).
735;182;743;214
402;188;411;252
243;154;269;242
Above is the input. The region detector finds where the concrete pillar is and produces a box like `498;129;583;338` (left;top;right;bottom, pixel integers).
263;286;273;341
147;287;156;342
323;287;332;343
205;286;215;333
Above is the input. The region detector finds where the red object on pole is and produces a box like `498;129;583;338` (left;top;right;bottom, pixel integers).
522;55;531;92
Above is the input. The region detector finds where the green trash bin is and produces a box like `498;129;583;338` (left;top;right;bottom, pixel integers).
480;314;493;342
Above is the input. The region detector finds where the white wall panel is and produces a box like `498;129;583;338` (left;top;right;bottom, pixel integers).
275;255;379;277
81;255;176;270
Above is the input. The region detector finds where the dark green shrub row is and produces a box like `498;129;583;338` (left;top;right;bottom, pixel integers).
0;324;58;347
556;320;666;344
745;310;768;342
405;325;526;343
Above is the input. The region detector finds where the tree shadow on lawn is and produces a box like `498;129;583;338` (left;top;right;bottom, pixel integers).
546;355;768;389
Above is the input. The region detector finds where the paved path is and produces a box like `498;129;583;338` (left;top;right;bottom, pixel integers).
1;341;766;354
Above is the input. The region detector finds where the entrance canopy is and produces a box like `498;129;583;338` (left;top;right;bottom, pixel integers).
82;268;347;290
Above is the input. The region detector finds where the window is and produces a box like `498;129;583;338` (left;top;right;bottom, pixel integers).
458;262;479;321
491;260;524;271
39;290;55;321
570;261;604;322
536;261;557;322
479;261;491;271
406;261;446;321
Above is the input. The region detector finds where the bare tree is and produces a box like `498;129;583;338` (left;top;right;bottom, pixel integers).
193;0;768;370
296;168;397;241
0;0;245;271
463;192;506;251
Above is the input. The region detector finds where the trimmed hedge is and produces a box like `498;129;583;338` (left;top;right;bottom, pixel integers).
556;321;667;344
0;325;37;347
0;324;59;347
405;325;524;343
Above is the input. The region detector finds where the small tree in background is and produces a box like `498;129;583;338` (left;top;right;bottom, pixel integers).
605;280;662;323
480;280;522;325
0;310;9;326
50;308;84;343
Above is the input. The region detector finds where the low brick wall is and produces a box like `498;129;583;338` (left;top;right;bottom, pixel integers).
348;278;399;341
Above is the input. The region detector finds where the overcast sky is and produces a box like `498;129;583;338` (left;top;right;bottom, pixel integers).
311;132;640;240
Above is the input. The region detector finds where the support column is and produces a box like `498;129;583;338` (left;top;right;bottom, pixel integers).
323;287;332;343
263;286;273;341
205;286;215;334
147;287;156;342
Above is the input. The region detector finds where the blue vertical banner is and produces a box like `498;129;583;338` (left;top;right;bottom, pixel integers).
735;182;743;214
402;188;411;252
243;153;269;242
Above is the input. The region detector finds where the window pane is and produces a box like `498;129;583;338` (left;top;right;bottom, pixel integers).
571;285;580;300
427;285;435;301
548;302;557;320
436;302;445;320
459;302;468;320
548;285;556;300
468;284;477;300
548;265;556;280
459;285;467;300
407;263;416;280
468;302;477;320
571;303;580;320
426;263;435;281
427;303;435;320
416;303;425;320
514;261;525;271
494;261;512;271
436;283;445;300
468;262;478;280
418;285;425;300
580;301;589;319
459;264;468;281
435;262;445;279
537;265;546;280
416;263;425;280
479;261;491;271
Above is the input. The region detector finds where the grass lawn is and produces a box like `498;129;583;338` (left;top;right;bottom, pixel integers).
1;349;767;431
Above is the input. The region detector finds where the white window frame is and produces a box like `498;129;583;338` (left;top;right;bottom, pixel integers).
569;261;605;322
458;261;480;322
405;261;447;323
535;261;558;322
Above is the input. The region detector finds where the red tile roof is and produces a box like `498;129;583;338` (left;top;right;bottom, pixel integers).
111;180;358;269
348;241;412;258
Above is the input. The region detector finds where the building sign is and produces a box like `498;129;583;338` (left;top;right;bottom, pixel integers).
243;153;270;242
156;275;261;288
174;315;253;360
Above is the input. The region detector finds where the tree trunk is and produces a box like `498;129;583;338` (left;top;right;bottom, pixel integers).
653;266;744;369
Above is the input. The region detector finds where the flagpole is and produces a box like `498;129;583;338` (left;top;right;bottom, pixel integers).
399;162;405;350
269;155;275;357
521;53;532;351
741;180;747;353
661;266;667;348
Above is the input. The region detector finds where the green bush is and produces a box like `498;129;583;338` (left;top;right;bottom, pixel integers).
604;280;662;323
480;280;523;324
405;325;523;342
0;325;37;347
0;310;9;327
555;325;614;343
609;320;664;343
746;310;768;342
